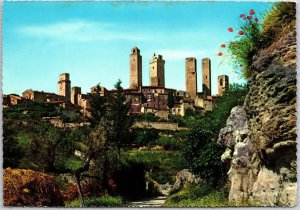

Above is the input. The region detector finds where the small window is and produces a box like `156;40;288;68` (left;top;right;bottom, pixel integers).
206;76;207;79
220;79;223;86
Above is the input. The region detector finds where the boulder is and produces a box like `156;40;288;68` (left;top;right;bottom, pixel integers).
172;169;201;192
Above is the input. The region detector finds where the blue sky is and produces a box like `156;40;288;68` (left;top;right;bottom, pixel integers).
3;1;273;95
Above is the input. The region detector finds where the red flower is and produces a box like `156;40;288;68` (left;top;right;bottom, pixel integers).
254;18;259;22
228;28;233;32
250;9;255;15
218;52;223;56
247;16;252;20
240;14;245;18
238;30;244;35
221;44;226;48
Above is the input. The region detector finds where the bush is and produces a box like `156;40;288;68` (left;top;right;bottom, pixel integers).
154;136;183;150
66;196;124;207
121;150;187;184
164;184;228;207
133;128;159;147
226;2;296;78
184;84;247;185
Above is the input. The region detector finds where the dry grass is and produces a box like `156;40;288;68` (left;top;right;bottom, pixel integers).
3;168;64;207
261;2;296;48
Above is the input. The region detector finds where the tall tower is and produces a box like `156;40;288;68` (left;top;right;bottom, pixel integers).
129;47;142;89
150;54;165;87
71;86;81;105
58;73;71;100
218;75;229;96
185;57;197;99
202;58;211;96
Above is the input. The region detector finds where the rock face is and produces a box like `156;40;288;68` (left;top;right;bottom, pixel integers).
218;30;297;207
4;168;65;207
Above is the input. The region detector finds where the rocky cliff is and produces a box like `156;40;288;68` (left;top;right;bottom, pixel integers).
218;29;297;206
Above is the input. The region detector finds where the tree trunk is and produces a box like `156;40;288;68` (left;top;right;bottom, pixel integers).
74;173;85;207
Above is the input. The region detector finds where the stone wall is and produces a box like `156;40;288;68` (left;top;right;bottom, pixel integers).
218;30;297;207
132;121;187;131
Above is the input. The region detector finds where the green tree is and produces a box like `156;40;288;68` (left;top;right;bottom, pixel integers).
88;84;108;126
109;79;133;155
184;84;247;185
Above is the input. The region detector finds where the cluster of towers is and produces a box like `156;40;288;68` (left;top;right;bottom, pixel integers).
130;47;166;89
129;46;229;98
55;47;229;115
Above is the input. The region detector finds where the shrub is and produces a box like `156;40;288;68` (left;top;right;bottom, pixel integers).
184;84;247;185
164;184;228;207
133;128;159;147
66;196;124;207
222;2;296;78
155;136;183;150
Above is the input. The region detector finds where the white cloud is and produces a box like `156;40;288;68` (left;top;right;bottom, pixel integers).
18;20;150;42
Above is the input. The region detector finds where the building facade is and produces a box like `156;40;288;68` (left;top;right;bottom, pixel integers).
129;47;143;89
58;73;71;100
218;75;229;96
185;57;197;99
202;58;211;96
150;54;165;87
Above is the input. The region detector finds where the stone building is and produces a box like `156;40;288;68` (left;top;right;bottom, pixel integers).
58;73;71;100
150;54;165;87
202;58;211;96
185;57;197;99
129;47;142;89
22;89;64;102
218;75;229;96
71;86;81;105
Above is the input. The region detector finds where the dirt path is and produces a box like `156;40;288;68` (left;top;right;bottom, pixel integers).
128;196;167;207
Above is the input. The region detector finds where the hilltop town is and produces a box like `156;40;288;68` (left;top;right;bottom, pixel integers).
3;47;229;119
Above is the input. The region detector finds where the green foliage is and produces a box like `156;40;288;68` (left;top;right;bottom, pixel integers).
89;84;108;125
108;80;133;150
133;128;159;147
65;157;84;171
164;185;228;207
3;120;23;168
66;196;124;207
261;2;296;47
154;136;183;150
228;16;262;78
184;84;247;185
4;101;59;120
134;113;160;122
121;150;187;184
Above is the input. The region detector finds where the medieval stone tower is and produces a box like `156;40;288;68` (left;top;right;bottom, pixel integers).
185;57;197;99
58;73;71;100
218;75;229;96
150;54;165;87
202;58;211;96
129;47;142;89
71;86;81;105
